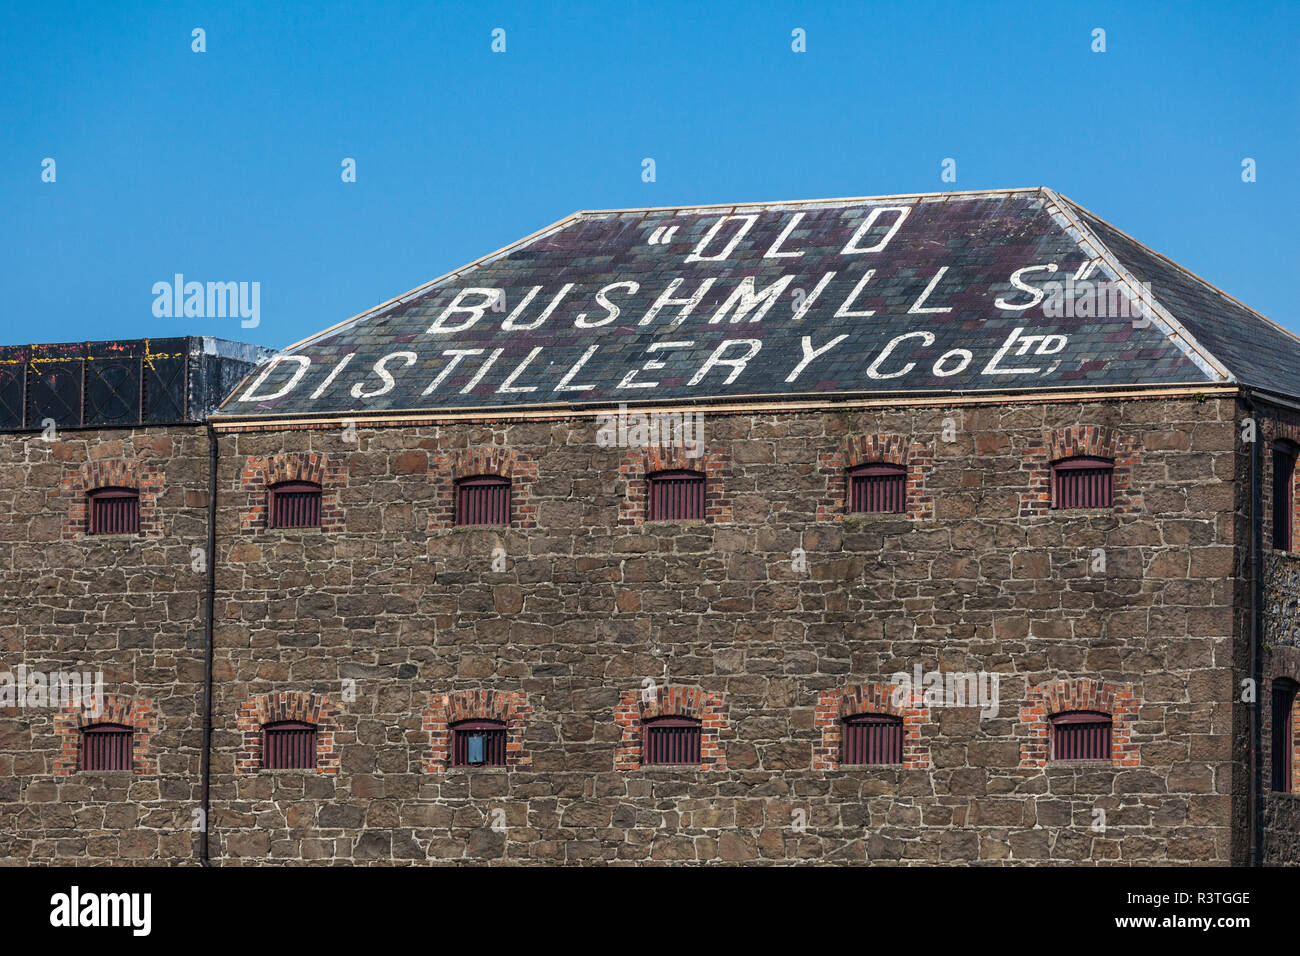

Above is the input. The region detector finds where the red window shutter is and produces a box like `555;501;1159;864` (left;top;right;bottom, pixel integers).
847;463;907;514
268;481;322;529
1273;442;1297;551
1050;711;1112;761
263;721;317;769
455;476;510;526
88;487;140;535
840;713;904;765
1052;457;1114;509
1272;681;1297;792
642;716;702;765
81;724;133;771
646;470;705;521
450;719;508;767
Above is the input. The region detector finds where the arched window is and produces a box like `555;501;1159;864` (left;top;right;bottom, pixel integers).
1273;441;1298;551
840;713;904;765
268;480;322;529
263;720;317;769
455;475;510;526
847;463;906;514
642;716;701;765
88;487;140;535
1050;710;1112;761
450;718;507;767
81;723;133;771
646;469;705;522
1051;456;1114;509
1272;679;1298;792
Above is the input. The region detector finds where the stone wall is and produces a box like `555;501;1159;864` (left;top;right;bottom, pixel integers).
0;426;209;863
203;396;1241;864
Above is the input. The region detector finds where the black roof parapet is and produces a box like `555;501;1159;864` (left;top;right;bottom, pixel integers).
0;336;275;432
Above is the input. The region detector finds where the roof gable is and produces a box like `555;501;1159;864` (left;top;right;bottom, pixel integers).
218;187;1278;420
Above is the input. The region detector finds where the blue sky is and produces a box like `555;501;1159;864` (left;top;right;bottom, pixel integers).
2;0;1296;349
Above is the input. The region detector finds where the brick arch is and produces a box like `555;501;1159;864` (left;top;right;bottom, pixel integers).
816;433;933;521
1264;420;1300;553
428;447;538;529
618;443;732;526
1265;654;1300;794
422;689;531;773
53;693;158;775
1019;425;1139;517
1019;677;1140;767
235;690;340;773
615;684;728;770
60;458;164;538
239;452;345;532
814;681;930;770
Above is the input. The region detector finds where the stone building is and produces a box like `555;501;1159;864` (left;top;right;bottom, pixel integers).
3;188;1299;864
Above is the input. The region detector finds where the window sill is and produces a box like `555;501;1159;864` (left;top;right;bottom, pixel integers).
446;766;509;773
259;767;320;773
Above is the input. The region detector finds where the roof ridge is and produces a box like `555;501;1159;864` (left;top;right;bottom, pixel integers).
1040;188;1232;383
1054;192;1300;351
574;186;1046;217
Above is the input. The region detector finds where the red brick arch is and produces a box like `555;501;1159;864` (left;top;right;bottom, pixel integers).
614;684;728;770
1019;425;1139;517
428;447;538;530
814;681;930;770
422;689;531;772
53;693;158;775
235;690;340;773
61;458;164;538
1019;677;1140;767
239;452;346;532
617;442;733;526
817;433;934;520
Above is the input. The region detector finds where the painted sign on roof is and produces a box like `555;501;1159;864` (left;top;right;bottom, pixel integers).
218;187;1293;420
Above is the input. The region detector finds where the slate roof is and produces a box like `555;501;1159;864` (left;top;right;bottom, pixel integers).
216;187;1298;420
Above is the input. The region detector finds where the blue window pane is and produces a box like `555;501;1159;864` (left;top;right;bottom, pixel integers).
466;733;485;764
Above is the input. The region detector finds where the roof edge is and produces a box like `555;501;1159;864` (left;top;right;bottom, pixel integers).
1053;191;1300;354
1040;188;1233;383
210;380;1238;430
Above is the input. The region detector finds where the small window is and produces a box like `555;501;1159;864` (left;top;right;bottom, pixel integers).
1272;680;1298;793
847;463;906;514
647;470;705;522
455;475;510;526
81;723;133;771
268;480;322;529
1050;711;1112;761
263;720;317;770
88;487;140;535
1052;457;1114;509
840;713;904;765
450;719;507;767
642;716;702;766
1273;441;1297;551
